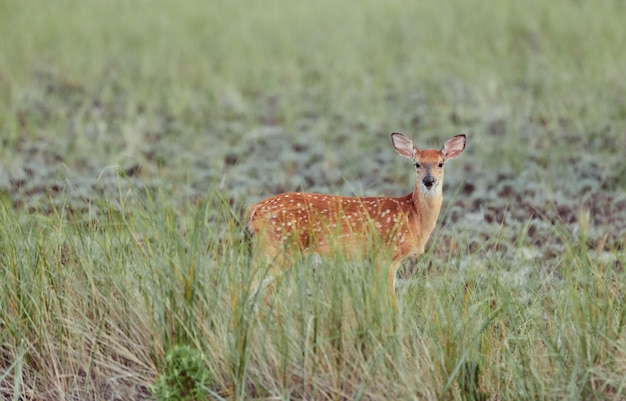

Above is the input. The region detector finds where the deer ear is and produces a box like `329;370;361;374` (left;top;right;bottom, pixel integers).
391;133;418;160
441;134;466;160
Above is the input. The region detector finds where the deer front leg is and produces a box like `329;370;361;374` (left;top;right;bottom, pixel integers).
388;261;402;308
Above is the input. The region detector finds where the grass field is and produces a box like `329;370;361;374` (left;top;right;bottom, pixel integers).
1;0;626;399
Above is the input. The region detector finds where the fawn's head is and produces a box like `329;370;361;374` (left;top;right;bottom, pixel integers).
391;133;466;197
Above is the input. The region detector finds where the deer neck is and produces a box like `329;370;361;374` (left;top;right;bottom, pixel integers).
409;185;443;241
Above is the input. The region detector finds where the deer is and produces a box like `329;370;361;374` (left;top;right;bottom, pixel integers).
246;133;466;303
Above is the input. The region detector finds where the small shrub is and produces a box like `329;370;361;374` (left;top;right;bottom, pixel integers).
153;345;211;401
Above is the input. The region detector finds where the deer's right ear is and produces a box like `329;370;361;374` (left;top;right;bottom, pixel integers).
391;133;418;160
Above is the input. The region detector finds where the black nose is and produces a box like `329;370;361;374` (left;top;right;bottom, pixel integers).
423;175;435;188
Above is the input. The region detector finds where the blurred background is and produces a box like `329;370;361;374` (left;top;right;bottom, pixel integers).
1;0;625;253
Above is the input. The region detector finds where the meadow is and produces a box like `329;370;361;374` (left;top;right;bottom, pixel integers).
1;0;626;399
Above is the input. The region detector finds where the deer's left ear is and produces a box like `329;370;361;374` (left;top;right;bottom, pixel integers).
441;134;466;160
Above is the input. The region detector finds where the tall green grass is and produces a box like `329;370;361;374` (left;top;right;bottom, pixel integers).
1;187;625;399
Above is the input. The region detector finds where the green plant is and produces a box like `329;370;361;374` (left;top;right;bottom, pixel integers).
153;344;212;401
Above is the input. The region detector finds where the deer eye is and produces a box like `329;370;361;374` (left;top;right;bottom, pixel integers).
414;163;421;169
438;162;444;168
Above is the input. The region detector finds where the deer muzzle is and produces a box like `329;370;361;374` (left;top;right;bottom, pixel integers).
422;175;435;188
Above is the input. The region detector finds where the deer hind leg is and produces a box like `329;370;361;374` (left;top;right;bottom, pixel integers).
248;235;282;303
249;230;308;305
